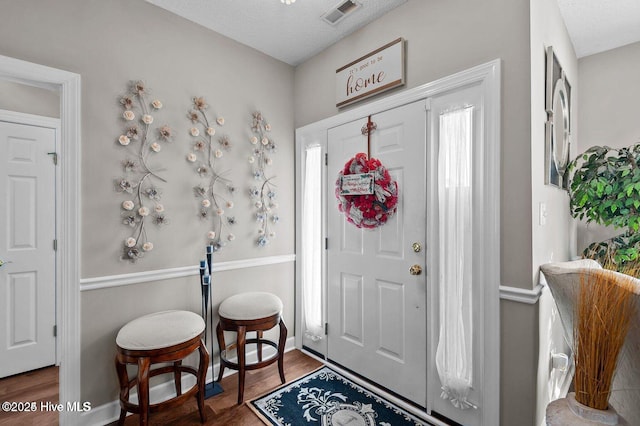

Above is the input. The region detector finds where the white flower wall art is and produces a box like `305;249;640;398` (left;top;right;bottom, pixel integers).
116;80;171;262
248;111;279;247
187;97;236;251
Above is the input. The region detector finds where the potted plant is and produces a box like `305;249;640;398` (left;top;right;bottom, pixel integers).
572;268;636;420
567;143;640;270
546;266;638;425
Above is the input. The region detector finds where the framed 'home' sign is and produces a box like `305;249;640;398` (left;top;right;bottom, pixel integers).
336;38;405;108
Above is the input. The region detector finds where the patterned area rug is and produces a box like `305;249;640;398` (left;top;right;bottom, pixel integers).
249;366;429;426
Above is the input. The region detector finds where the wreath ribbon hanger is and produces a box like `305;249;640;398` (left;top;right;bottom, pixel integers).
360;115;377;158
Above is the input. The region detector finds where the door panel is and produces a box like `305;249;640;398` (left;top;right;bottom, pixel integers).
340;273;364;345
0;121;56;378
377;279;405;361
377;167;404;257
327;100;427;406
10;176;37;248
9;272;37;346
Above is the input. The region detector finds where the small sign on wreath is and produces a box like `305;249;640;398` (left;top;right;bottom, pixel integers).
335;152;398;229
340;173;374;195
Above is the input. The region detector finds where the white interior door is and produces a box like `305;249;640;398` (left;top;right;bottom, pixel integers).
327;100;427;406
0;120;57;378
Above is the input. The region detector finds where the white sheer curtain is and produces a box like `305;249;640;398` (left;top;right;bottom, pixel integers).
435;106;476;410
302;145;324;341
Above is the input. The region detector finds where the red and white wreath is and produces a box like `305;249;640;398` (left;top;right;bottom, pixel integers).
335;153;399;229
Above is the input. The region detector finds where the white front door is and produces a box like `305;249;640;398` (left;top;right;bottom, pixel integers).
0;120;57;378
327;100;427;405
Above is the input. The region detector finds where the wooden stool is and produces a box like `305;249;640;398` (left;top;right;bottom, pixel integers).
115;310;209;426
216;292;287;404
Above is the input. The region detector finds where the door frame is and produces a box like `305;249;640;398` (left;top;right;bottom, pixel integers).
295;59;501;425
0;55;81;425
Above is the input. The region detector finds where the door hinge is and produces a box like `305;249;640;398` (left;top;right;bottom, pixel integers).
325;238;328;250
53;325;57;337
325;323;328;335
53;239;57;251
47;152;58;165
325;153;328;166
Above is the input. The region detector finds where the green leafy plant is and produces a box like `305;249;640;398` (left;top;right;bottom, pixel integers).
567;143;640;268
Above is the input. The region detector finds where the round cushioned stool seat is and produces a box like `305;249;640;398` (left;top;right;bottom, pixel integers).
216;292;287;404
115;310;209;426
116;310;205;350
219;292;283;320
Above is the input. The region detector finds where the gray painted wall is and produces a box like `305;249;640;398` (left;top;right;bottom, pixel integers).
576;41;640;252
294;0;533;291
0;81;60;118
0;0;295;407
530;0;578;424
293;0;539;424
0;0;590;423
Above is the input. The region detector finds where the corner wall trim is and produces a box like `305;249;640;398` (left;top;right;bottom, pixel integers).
79;254;296;291
499;284;544;304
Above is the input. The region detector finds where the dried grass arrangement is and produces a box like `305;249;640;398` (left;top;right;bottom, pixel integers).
574;266;638;410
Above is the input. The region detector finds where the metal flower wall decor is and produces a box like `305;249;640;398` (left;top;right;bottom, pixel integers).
187;96;236;251
249;111;279;247
116;80;171;262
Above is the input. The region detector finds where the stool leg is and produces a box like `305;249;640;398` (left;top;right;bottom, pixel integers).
216;322;226;382
257;330;263;362
197;338;209;423
173;360;182;396
115;355;129;426
278;319;288;384
137;357;151;426
237;325;247;404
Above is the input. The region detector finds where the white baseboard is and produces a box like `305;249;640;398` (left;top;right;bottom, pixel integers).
82;336;296;426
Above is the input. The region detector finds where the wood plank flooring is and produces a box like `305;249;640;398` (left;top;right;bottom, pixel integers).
0;350;322;425
0;365;59;426
114;349;323;426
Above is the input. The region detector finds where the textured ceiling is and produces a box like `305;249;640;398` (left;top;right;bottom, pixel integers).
146;0;407;66
147;0;640;64
557;0;640;58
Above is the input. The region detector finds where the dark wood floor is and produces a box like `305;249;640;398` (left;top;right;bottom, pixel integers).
0;350;322;426
0;365;59;426
114;349;323;426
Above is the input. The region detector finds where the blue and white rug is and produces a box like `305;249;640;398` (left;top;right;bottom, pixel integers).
249;366;428;426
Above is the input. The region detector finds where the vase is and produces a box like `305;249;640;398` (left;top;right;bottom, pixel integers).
546;392;625;425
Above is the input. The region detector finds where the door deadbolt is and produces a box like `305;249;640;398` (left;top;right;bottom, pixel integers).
412;242;422;253
409;264;422;275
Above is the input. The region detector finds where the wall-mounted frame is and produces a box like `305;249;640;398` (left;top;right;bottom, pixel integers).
335;38;405;108
545;46;572;189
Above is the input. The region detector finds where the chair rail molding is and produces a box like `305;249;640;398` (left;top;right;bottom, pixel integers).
80;254;296;291
499;283;544;304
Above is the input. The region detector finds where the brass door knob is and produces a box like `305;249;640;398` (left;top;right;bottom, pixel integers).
409;264;422;275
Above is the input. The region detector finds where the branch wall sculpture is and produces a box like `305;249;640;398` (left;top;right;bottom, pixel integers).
248;111;279;247
187;96;236;251
116;80;171;262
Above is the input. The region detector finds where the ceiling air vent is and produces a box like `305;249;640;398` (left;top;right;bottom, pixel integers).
321;0;361;25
